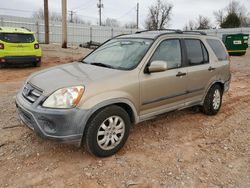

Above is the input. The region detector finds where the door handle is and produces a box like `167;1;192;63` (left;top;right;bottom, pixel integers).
176;72;187;77
208;66;216;71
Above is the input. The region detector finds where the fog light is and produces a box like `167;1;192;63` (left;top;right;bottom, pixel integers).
38;118;56;134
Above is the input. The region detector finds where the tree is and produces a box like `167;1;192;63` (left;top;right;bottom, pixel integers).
184;15;212;30
104;18;120;27
32;8;91;25
214;9;225;26
124;22;137;29
196;15;212;30
32;8;62;22
221;12;241;28
145;0;173;30
183;20;195;31
214;0;250;28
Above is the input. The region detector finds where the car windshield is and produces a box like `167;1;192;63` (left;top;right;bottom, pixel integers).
83;38;153;70
0;33;35;43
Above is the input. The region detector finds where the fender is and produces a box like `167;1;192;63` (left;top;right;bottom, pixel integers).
78;97;139;143
202;80;225;104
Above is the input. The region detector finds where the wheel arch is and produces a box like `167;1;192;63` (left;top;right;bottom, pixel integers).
202;81;225;104
80;98;139;145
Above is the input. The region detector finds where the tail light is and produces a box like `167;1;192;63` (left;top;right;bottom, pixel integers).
0;43;4;49
34;43;39;49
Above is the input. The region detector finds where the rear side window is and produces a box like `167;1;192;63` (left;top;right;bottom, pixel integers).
150;39;182;69
0;33;35;43
206;39;227;61
185;39;209;65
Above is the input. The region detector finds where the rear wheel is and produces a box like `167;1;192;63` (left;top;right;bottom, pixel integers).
202;84;222;115
85;105;131;157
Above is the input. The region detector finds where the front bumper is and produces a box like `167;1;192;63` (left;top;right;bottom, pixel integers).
15;91;90;146
0;56;41;64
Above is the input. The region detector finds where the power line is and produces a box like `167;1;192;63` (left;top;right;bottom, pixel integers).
0;8;35;13
72;0;96;11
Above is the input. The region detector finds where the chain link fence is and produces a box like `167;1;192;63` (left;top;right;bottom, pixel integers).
0;15;138;46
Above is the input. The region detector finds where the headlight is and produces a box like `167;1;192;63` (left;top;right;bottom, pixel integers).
42;86;84;109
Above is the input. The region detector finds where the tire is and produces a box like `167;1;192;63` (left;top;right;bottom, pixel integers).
34;61;41;67
0;63;5;69
202;84;223;115
85;105;131;157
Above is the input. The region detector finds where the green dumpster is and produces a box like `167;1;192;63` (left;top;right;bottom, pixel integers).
222;33;249;56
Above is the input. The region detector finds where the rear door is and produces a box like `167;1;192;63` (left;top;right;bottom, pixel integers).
139;38;188;117
184;38;217;105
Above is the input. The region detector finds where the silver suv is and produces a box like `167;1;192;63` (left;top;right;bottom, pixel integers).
16;30;231;157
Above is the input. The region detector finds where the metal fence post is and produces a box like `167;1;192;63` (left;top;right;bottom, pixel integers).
111;28;114;38
90;27;92;42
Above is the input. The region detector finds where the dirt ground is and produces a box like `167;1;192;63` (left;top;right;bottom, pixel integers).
0;45;249;188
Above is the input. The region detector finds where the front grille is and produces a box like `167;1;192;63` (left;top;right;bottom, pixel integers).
22;83;43;103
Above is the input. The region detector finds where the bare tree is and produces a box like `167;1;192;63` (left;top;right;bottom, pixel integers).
124;22;137;29
104;18;120;27
196;15;212;30
145;0;173;30
214;9;225;26
32;8;61;21
32;8;92;25
72;15;91;25
183;20;195;31
184;15;212;31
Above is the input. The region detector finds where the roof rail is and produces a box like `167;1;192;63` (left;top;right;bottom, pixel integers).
183;30;207;35
136;29;183;34
21;27;31;32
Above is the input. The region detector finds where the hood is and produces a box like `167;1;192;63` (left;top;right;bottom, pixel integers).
28;62;124;96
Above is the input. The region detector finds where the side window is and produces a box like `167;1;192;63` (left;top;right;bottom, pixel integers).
185;39;208;65
206;39;228;61
201;43;209;63
150;39;182;69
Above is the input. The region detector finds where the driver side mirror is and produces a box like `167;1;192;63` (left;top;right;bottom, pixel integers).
147;61;168;73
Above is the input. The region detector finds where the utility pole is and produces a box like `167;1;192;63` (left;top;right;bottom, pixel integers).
97;0;104;26
62;0;67;48
44;0;49;44
136;3;139;29
68;10;74;23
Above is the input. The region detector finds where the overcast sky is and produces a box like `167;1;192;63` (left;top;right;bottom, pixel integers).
1;0;250;28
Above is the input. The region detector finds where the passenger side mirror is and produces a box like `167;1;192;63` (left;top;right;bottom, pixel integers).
147;61;168;73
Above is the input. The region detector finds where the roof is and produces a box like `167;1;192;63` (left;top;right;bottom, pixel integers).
118;30;210;40
0;27;34;34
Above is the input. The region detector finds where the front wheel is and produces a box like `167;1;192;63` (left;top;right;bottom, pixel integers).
202;84;223;115
85;106;131;157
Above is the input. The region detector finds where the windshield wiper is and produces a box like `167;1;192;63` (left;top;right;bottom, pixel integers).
89;62;115;69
